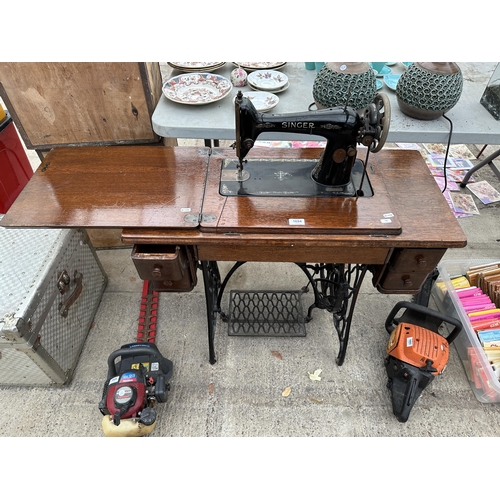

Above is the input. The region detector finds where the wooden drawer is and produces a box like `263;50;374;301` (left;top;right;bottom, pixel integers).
197;244;389;264
387;248;445;273
374;248;446;293
132;244;198;291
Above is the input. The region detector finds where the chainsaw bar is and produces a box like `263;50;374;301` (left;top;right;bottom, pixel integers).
137;280;159;343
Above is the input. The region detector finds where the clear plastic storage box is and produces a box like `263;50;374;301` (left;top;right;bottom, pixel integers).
432;259;500;403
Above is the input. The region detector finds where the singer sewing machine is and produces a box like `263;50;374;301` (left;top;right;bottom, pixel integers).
201;91;401;236
228;90;390;196
1;90;467;366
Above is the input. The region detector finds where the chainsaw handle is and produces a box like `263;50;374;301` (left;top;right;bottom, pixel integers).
385;301;462;344
106;346;164;379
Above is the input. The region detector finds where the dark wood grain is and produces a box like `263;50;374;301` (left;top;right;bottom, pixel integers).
2;145;467;267
122;147;466;250
1;146;209;229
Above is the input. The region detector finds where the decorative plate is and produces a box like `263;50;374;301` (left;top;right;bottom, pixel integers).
247;70;288;90
376;79;383;90
373;65;391;77
168;62;225;72
162;73;233;105
383;74;401;91
234;62;286;71
248;81;290;94
235;91;280;112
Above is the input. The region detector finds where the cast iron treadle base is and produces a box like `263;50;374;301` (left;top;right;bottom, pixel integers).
201;261;368;365
227;290;306;336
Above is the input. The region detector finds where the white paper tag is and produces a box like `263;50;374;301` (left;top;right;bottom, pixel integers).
289;218;305;225
406;337;413;347
180;208;191;212
380;219;392;223
383;213;394;218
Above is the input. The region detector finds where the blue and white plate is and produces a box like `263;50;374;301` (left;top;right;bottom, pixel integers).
383;74;401;91
373;65;392;77
376;79;383;90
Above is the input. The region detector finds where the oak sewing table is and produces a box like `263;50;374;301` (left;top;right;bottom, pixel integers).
1;145;467;365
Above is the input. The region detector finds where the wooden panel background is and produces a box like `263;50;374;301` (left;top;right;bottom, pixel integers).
0;62;162;149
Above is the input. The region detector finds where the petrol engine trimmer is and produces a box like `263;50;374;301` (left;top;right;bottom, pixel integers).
384;301;462;422
98;342;173;437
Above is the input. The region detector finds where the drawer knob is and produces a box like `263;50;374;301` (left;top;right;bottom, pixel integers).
152;265;163;278
402;275;413;287
415;255;426;266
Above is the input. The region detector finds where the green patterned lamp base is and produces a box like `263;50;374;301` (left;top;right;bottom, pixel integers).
396;62;463;120
313;62;377;111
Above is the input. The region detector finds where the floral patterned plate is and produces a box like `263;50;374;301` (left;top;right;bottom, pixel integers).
162;73;233;105
168;62;225;72
247;70;288;91
248;81;289;94
234;62;286;71
235;91;280;112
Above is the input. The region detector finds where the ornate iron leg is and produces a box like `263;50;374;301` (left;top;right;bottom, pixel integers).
216;261;247;322
202;260;367;366
201;261;221;364
296;263;368;365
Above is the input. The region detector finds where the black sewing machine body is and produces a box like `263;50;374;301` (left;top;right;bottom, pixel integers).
223;91;390;198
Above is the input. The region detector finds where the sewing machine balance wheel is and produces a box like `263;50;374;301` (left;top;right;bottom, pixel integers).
370;93;391;153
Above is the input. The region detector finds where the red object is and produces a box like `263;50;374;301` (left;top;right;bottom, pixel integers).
105;374;147;421
137;280;159;343
0;115;33;214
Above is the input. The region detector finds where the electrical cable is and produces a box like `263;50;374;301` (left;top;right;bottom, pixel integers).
440;114;453;193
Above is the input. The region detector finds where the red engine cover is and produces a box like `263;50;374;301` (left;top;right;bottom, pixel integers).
106;371;146;420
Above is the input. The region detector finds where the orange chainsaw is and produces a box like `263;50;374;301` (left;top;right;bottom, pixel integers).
384;301;462;422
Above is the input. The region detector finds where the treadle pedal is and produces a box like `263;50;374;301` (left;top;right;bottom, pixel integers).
228;290;306;337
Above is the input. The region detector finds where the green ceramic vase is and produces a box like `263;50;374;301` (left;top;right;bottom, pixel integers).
396;62;463;120
312;62;377;111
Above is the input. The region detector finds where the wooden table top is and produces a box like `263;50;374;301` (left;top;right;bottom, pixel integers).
1;145;467;251
199;147;402;236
